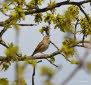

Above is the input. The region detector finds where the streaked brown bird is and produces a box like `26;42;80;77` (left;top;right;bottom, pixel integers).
31;35;50;56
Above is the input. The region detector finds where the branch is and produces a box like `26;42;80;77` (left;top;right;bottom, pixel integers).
0;27;7;38
50;41;67;59
25;1;90;15
32;66;35;85
61;42;90;85
46;58;58;67
0;40;21;57
70;40;90;47
78;5;89;21
0;23;37;27
75;18;79;31
50;41;59;50
0;1;90;28
0;40;8;48
0;51;61;62
74;18;79;40
17;24;37;26
0;40;90;63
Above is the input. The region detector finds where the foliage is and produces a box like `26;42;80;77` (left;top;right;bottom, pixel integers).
0;0;91;85
80;17;91;36
34;13;43;23
41;66;55;77
5;43;19;57
61;39;75;58
0;78;9;85
15;78;27;85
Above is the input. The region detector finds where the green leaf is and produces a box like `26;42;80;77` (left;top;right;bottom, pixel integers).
34;13;43;23
41;66;55;77
44;13;55;24
5;43;19;57
15;77;27;85
28;60;37;67
50;57;55;63
0;78;9;85
70;59;78;64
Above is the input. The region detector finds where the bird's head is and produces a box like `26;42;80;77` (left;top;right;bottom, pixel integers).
43;35;50;41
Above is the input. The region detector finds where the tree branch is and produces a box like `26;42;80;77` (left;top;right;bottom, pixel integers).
18;24;37;26
0;27;7;38
61;42;90;85
25;1;91;15
0;51;61;62
0;40;90;63
32;66;35;85
46;58;58;67
78;5;89;21
0;1;90;28
50;41;59;50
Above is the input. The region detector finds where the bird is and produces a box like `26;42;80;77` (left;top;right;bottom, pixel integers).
31;35;50;56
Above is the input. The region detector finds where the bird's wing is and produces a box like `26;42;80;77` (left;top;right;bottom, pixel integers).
31;41;44;56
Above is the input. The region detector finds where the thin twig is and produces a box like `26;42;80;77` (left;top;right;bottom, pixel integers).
78;5;89;21
74;18;79;40
61;40;91;85
25;1;90;15
75;18;79;31
50;41;59;50
0;27;7;38
0;1;90;28
18;24;37;26
0;39;21;57
50;41;65;57
50;41;71;62
32;66;35;85
82;29;85;46
46;59;58;67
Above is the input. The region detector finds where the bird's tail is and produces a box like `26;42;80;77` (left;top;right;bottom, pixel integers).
31;51;35;56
